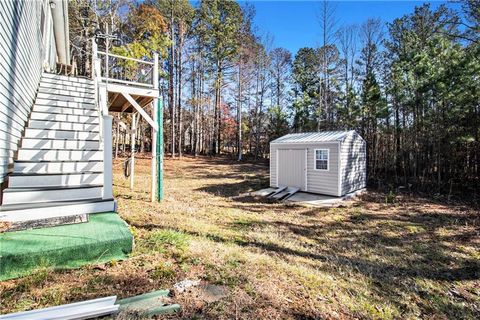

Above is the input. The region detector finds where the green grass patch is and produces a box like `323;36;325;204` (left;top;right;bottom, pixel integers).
405;225;426;234
151;262;176;280
142;229;190;254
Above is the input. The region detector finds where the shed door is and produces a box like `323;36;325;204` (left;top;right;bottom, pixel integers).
277;149;306;190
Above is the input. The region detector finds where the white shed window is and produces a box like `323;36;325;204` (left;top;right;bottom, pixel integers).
315;149;329;170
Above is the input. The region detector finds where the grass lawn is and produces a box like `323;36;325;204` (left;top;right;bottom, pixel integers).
1;156;479;319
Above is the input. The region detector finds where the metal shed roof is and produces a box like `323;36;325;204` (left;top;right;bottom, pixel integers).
271;131;356;144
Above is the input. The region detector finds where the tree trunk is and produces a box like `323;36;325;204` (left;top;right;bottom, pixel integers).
191;56;197;156
237;63;242;161
217;79;222;154
169;9;176;158
177;26;184;158
213;62;222;155
254;67;260;160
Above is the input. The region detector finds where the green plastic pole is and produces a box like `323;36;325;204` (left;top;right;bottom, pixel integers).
157;98;164;201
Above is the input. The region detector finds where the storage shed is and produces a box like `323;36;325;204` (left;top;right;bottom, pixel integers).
270;131;366;197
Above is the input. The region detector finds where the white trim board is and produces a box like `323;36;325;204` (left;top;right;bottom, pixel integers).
275;148;278;187
337;141;341;196
304;148;308;191
106;82;158;97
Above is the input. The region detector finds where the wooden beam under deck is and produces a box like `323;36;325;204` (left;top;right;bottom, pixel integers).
106;82;159;113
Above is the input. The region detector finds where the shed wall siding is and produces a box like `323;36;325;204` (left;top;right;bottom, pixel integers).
0;0;44;183
340;132;367;195
269;144;276;187
270;142;339;196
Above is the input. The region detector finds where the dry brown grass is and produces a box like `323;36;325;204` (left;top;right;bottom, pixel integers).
1;155;479;319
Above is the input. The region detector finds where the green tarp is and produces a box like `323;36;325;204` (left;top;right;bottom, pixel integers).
0;212;133;281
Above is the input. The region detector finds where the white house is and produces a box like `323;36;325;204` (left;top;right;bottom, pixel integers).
0;0;160;230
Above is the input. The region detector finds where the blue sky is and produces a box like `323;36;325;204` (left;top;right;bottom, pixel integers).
243;1;452;54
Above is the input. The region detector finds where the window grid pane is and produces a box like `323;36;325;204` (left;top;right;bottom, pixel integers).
315;150;328;170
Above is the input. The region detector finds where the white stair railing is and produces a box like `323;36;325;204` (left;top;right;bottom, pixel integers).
92;39;113;200
97;51;155;88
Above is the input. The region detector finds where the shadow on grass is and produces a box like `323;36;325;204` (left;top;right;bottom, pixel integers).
112;156;479;318
196;179;269;198
127;205;480;318
130;215;479;282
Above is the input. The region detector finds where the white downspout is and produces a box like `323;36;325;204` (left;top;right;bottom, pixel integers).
51;0;70;65
63;0;70;63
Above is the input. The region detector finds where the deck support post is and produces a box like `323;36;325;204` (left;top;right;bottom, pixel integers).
151;52;160;202
97;83;113;200
150;100;157;202
157;97;164;201
130;113;136;190
102;115;113;200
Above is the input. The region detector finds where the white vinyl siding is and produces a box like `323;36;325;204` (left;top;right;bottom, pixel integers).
340;131;367;195
269;144;277;187
270;142;339;196
0;0;45;183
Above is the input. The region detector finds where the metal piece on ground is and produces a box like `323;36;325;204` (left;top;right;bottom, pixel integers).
267;186;287;198
250;187;277;197
268;187;300;201
118;290;180;317
282;187;300;201
0;296;118;320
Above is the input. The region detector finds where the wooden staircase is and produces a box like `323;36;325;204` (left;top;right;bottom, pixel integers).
0;73;115;231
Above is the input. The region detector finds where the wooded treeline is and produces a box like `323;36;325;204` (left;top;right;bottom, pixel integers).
69;0;479;195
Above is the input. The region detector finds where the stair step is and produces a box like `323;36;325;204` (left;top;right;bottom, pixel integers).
17;149;102;161
35;98;96;109
29;120;99;131
2;185;103;205
0;199;116;231
39;82;95;93
9;172;103;188
37;92;95;103
38;87;95;99
30;112;99;124
13;160;103;174
39;80;94;91
33;105;97;116
25;128;100;139
42;73;93;84
21;138;99;150
0;73;111;229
